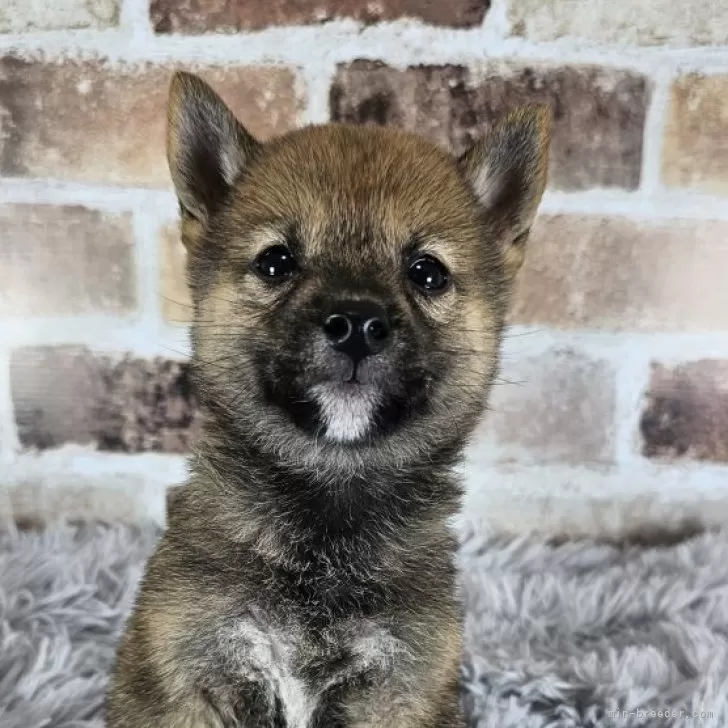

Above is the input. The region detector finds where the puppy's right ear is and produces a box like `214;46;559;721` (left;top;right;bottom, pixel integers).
167;72;260;224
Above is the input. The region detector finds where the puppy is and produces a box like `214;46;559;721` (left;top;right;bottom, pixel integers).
107;71;551;728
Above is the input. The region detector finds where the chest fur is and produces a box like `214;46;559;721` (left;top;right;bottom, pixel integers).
214;617;409;728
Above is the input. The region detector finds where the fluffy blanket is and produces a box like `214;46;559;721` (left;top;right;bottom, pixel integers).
1;523;726;727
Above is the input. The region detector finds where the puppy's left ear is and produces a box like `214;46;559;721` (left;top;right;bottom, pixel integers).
458;105;552;277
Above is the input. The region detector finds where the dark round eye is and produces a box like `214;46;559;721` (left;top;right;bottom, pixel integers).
407;254;451;295
254;245;297;281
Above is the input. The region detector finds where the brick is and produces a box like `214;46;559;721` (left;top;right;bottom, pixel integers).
511;215;728;332
151;0;489;33
662;74;728;196
0;0;119;32
330;61;649;190
11;347;202;453
161;222;193;325
0;204;135;317
7;484;167;529
507;0;728;47
0;58;300;187
474;348;616;463
641;361;728;463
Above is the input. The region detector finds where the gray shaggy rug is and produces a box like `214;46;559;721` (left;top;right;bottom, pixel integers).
1;524;727;728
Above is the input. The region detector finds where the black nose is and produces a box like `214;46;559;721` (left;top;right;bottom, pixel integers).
323;300;391;362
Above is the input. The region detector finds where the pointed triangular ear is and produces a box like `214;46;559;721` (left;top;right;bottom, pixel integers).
167;71;261;225
458;105;552;277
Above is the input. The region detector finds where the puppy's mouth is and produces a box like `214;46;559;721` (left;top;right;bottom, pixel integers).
309;381;381;443
260;348;431;445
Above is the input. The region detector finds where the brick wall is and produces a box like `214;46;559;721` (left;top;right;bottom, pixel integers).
2;0;728;535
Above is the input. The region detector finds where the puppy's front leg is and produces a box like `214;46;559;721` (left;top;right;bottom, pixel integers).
106;690;224;728
314;667;466;728
108;684;286;728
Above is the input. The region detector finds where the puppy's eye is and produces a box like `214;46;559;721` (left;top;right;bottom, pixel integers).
407;254;451;295
254;245;297;281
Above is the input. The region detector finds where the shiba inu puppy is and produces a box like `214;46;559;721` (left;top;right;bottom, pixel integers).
107;71;551;728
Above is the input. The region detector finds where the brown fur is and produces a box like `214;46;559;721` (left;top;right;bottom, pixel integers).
107;72;551;727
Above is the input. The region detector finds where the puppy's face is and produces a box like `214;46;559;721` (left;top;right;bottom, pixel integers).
167;73;550;465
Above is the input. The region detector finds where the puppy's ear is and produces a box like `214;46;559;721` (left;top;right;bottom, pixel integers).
167;71;260;225
458;105;551;277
